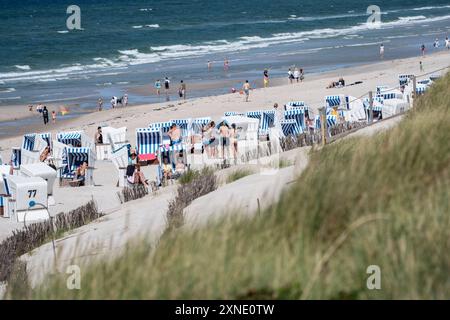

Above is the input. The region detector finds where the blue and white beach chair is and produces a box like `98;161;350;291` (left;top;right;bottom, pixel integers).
260;110;275;134
136;128;162;161
314;115;338;130
22;132;51;152
280;120;302;137
149;121;172;134
59;147;96;186
284;108;306;130
285;101;306;110
398;74;414;86
57;131;83;147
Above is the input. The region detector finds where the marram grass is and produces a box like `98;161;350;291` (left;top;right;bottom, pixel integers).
10;73;450;299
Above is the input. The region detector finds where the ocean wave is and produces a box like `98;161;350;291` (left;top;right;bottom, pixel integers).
1;13;449;84
139;8;153;11
57;30;69;34
132;25;143;29
15;65;31;71
288;12;366;21
411;5;450;11
0;96;21;100
0;88;16;93
146;24;160;28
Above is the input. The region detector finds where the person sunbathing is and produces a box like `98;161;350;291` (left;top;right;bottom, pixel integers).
162;158;173;181
75;161;88;186
132;163;148;186
40;146;50;162
175;157;186;175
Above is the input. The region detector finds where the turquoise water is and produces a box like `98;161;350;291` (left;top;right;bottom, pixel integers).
0;0;449;107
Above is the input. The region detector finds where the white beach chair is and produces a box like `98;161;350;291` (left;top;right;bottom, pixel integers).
59;147;96;186
110;144;131;187
57;130;83;147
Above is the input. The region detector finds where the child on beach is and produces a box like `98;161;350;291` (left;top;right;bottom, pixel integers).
299;68;305;82
179;80;186;100
379;43;384;59
51;110;56;124
419;61;424;72
293;68;300;82
154;79;161;96
446;37;450;50
242;80;251;102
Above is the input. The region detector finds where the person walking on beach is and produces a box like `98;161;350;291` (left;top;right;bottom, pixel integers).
42;106;49;125
263;69;269;88
379;43;385;59
433;38;439;49
299;68;305;82
154;79;161;96
421;44;426;56
293;68;300;83
419;61;424;72
123;94;128;107
97;98;103;111
179;80;187;100
51;110;56;124
288;68;294;84
445;36;450;50
242;80;251;102
164;77;170;100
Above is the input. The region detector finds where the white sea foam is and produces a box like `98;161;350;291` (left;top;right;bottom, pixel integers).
15;65;31;71
57;30;69;34
139;8;153;11
145;24;160;28
0;88;16;93
132;25;143;29
411;5;450;11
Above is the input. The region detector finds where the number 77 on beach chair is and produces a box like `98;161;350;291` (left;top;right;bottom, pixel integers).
136;128;162;162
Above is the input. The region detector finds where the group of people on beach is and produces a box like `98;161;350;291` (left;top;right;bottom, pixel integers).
28;104;57;126
287;67;305;84
154;77;187;101
200;120;239;161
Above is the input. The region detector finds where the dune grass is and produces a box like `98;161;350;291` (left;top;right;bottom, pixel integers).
12;73;450;299
226;168;255;183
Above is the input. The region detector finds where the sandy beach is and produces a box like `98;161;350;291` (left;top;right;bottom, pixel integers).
1;51;448;160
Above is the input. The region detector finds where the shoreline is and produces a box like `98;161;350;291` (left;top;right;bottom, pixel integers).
1;50;449;159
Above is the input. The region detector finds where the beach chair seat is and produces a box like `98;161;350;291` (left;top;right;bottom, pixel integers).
59;147;96;186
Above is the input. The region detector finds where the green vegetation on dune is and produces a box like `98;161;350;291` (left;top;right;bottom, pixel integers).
11;73;450;299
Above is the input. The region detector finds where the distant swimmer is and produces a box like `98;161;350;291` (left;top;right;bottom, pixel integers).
207;60;212;70
379;43;385;59
224;58;229;71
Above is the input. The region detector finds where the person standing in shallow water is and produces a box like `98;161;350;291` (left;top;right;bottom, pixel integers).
42;106;49;125
242;80;251;102
51;110;56;124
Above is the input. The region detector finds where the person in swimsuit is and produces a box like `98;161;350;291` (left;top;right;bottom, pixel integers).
243;80;251;102
263;69;269;88
168;124;182;146
154;79;162;96
229;123;238;163
219;121;230;159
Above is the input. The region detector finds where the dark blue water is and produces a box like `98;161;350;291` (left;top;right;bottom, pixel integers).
0;0;449;108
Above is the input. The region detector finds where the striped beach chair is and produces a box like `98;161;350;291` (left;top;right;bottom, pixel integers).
60;147;95;185
21;132;51;151
415;86;427;95
280;120;302;137
285;101;306;110
245;111;263;127
284;108;306;130
57;131;83;147
149;121;172;134
224;111;244;117
376;85;389;94
136;128;161;161
260;110;275;134
325;95;341;107
314;115;338;130
377;92;396;100
399;74;414;86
